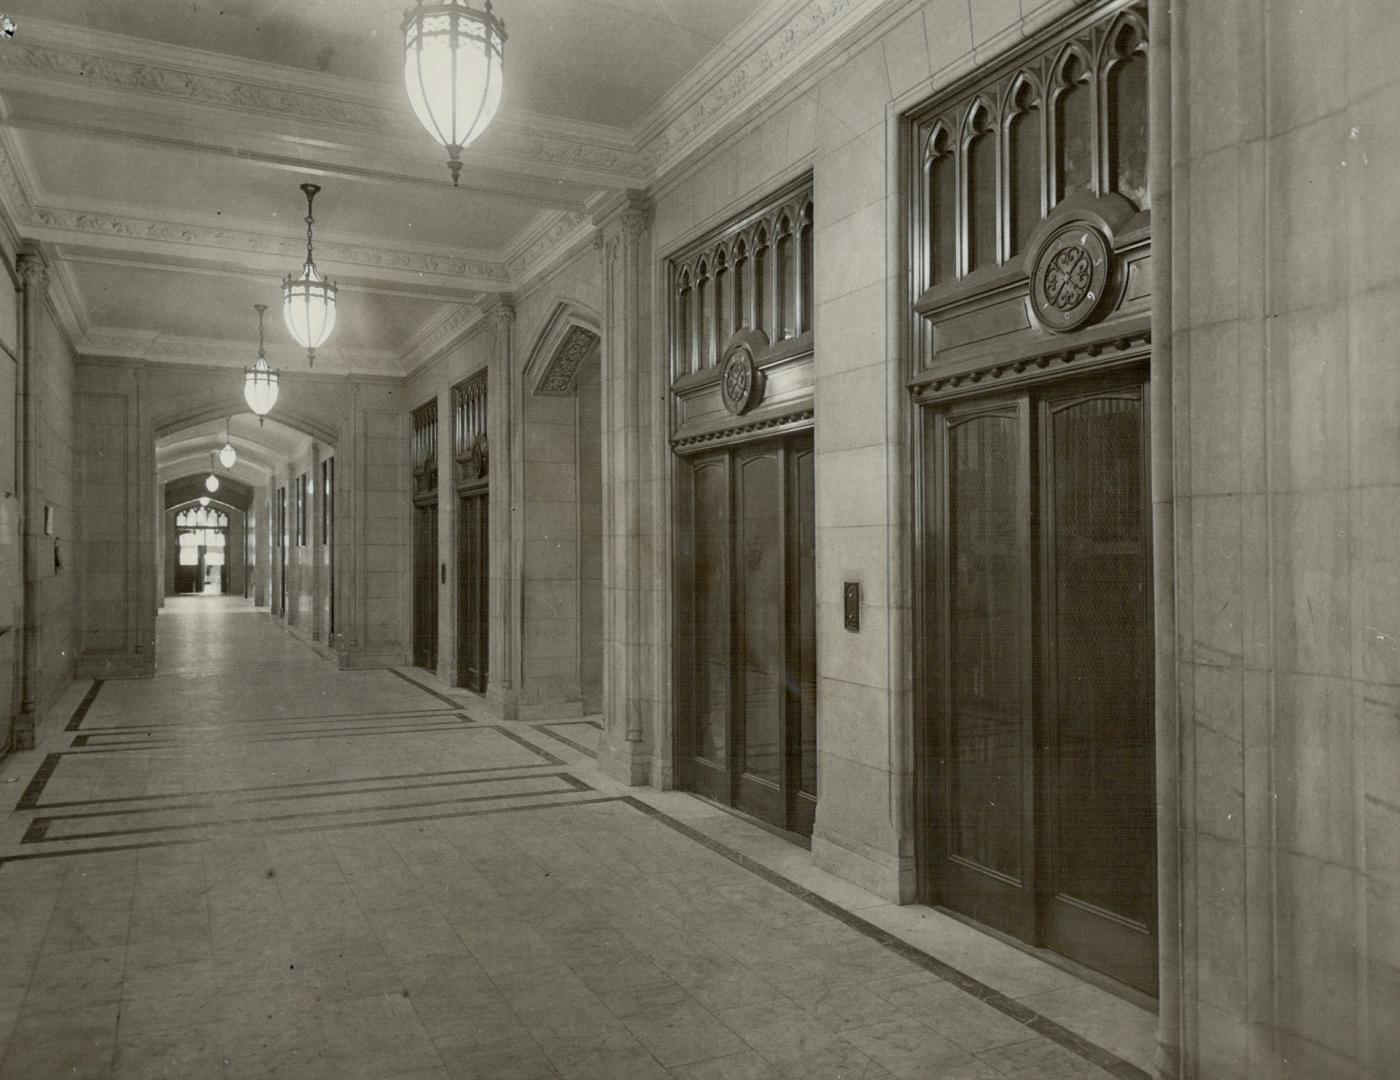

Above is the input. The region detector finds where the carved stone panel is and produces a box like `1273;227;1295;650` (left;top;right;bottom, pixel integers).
536;325;600;396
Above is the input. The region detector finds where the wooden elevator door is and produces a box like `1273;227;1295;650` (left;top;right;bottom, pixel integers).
456;491;489;692
680;432;816;837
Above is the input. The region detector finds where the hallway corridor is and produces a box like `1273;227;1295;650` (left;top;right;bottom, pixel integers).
0;602;1153;1079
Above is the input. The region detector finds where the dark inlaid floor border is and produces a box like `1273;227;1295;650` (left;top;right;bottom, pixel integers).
25;772;594;845
614;796;1152;1080
0;794;624;870
390;667;468;709
64;680;104;731
17;725;563;811
74;706;465;733
20;759;569;813
70;714;474;749
529;721;601;756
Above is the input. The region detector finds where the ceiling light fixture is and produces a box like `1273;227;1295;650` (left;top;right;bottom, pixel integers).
243;303;280;425
205;452;220;494
199;496;211;507
219;417;237;469
282;183;336;367
403;0;506;187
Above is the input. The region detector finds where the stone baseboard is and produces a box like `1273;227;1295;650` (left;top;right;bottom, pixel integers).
811;832;916;905
597;731;650;786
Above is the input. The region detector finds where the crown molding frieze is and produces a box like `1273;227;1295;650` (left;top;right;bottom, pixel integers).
16;199;511;290
78;327;397;374
505;211;596;293
397;304;488;376
635;0;895;178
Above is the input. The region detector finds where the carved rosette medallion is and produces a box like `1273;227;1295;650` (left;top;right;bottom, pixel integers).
466;433;488;479
1029;223;1113;333
720;342;765;416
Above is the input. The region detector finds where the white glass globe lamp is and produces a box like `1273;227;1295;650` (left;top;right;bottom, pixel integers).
282;184;336;367
403;0;506;186
243;304;280;425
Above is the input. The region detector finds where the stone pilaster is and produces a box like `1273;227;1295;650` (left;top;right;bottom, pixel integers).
594;196;656;786
484;297;519;719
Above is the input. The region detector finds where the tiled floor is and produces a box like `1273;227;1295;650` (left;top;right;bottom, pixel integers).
0;597;1158;1079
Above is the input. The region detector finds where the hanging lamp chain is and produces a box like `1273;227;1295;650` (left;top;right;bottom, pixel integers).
255;303;267;359
301;183;320;267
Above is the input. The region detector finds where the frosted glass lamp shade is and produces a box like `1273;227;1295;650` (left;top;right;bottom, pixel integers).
219;442;237;469
403;1;506;185
282;261;337;359
205;474;220;494
243;359;280;419
199;496;210;507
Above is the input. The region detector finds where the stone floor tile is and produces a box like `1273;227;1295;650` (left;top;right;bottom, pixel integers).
840;1016;983;1079
712;997;847;1070
666;1050;783;1079
886;980;1038;1052
613;991;750;1067
975;1036;1119;1079
112;1019;225;1080
0;1004;119;1080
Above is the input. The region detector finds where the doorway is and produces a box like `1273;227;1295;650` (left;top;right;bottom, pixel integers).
677;431;817;837
921;368;1156;994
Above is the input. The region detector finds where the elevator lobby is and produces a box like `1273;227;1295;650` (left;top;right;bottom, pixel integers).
2;0;1397;1077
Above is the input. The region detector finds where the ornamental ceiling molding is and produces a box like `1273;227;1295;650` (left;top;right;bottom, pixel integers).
636;0;894;177
397;305;488;376
4;19;646;185
78;328;397;374
505;211;594;291
26;205;510;284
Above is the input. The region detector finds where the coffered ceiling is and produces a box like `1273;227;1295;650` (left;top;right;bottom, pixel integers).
0;0;884;374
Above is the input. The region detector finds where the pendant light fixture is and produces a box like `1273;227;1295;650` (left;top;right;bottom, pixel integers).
282;183;337;367
402;0;507;186
243;304;280;426
199;496;211;507
218;417;237;469
205;452;220;494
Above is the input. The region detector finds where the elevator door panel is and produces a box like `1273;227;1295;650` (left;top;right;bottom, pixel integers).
686;454;731;806
929;400;1035;942
734;444;785;824
457;492;489;692
413;502;439;670
1040;386;1156;994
